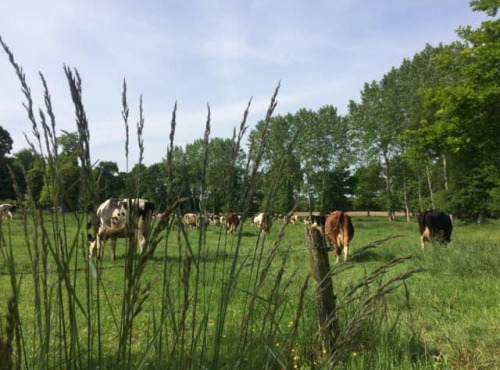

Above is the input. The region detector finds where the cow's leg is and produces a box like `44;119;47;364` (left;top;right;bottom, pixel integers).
341;231;350;262
334;244;341;263
138;233;147;255
421;227;430;249
110;238;117;261
91;231;105;259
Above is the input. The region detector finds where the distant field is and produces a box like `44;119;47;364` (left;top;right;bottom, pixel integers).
0;214;499;369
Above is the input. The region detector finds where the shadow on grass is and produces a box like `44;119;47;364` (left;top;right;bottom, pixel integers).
350;250;382;262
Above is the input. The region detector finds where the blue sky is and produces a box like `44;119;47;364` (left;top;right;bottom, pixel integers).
0;0;486;171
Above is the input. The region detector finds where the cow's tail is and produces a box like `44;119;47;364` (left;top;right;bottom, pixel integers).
333;211;343;233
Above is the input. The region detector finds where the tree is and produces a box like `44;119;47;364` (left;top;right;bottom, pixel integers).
94;161;125;201
352;161;384;213
411;1;500;220
348;76;404;220
13;148;45;202
0;125;13;157
0;125;15;200
39;132;81;210
248;114;303;214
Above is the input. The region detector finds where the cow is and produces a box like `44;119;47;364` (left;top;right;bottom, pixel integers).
311;214;327;228
253;212;272;235
324;211;355;263
0;204;16;220
209;214;221;226
88;198;155;260
417;209;453;249
290;214;303;224
183;213;198;228
225;213;240;234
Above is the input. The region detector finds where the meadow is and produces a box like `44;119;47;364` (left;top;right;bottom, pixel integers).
1;213;499;369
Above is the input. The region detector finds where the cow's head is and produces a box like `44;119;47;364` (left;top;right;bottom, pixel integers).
88;233;102;258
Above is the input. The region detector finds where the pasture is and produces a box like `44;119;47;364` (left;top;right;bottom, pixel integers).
0;214;499;369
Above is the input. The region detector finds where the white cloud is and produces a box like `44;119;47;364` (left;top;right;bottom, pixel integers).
0;0;487;172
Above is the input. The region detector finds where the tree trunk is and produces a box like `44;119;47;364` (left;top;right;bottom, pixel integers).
382;152;394;221
402;169;410;222
442;154;449;192
426;165;435;209
442;154;453;220
417;172;424;212
321;168;326;213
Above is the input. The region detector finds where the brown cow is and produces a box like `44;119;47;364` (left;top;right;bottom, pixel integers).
324;211;355;263
183;213;198;228
225;213;240;234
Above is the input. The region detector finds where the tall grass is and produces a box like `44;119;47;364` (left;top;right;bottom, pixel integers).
2;37;492;369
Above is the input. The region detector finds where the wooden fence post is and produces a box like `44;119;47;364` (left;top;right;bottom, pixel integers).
305;226;338;352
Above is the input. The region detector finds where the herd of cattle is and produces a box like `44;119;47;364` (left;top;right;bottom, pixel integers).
0;200;453;261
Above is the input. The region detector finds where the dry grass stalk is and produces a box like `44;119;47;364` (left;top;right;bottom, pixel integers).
0;36;42;153
286;273;311;367
226;98;251;211
0;298;16;370
122;79;130;172
330;256;425;363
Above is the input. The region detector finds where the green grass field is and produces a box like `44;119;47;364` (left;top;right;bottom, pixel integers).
1;214;499;369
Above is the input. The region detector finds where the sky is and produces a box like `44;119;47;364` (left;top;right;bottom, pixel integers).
0;0;486;171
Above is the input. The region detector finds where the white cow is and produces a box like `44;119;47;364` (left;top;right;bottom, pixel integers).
0;204;16;220
253;212;272;235
88;198;155;260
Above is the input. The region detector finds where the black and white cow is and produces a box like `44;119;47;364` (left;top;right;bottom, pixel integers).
88;198;155;260
417;209;453;249
0;204;16;220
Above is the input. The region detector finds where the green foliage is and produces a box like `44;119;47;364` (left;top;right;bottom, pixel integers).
94;161;125;201
0;125;13;158
352;161;384;211
447;166;495;220
38;132;82;210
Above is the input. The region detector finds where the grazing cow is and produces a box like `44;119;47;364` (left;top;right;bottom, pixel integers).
0;204;16;220
183;213;198;228
197;214;208;229
417;209;453;249
324;211;355;263
88;198;155;260
209;214;221;226
253;212;272;235
225;213;240;234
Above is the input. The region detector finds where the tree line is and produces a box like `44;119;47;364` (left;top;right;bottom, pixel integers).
1;0;498;222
